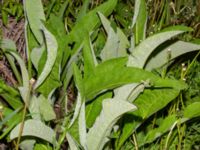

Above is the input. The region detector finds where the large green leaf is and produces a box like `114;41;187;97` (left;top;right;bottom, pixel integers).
10;119;55;144
24;0;45;44
34;25;58;90
87;99;137;150
84;57;186;100
145;41;200;70
128;26;193;68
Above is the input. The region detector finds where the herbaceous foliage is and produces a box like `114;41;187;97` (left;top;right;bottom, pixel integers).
0;0;200;149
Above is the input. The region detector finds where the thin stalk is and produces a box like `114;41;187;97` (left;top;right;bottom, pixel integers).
16;94;29;150
183;51;200;77
164;121;177;150
55;117;70;150
132;132;139;150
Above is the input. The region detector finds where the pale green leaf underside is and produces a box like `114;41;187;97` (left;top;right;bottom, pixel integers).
99;13;119;61
145;41;200;70
0;39;16;50
10;119;55;143
128;26;192;68
34;25;58;89
7;51;30;103
25;0;45;44
39;95;56;121
87;99;137;150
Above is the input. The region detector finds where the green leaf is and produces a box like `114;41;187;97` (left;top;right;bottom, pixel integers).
87;99;137;150
0;39;16;50
0;39;23;84
24;0;45;44
0;107;23;139
0;79;22;109
145;41;200;70
84;57;186;100
184;102;200;119
114;83;144;102
34;25;58;90
76;0;90;21
0;107;21;130
128;26;193;68
131;0;141;28
62;0;118;70
140;115;177;146
78;103;87;149
10;119;56;144
73;64;84;98
83;35;97;78
34;144;53;150
20;139;36;150
116;88;182;149
66;133;80;150
31;44;45;71
116;28;130;56
134;0;147;45
37;15;65;97
7;51;30;103
99;13;119;60
39;95;56;121
29;95;41;120
86;92;112;128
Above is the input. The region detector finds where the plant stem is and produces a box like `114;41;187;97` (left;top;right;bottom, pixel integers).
56;117;70;150
132;132;139;150
15;102;28;150
164;121;177;150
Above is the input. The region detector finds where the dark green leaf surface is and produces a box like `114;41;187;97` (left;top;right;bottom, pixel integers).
84;57;186;100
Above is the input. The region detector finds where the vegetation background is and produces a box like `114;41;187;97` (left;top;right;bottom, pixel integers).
0;0;200;149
